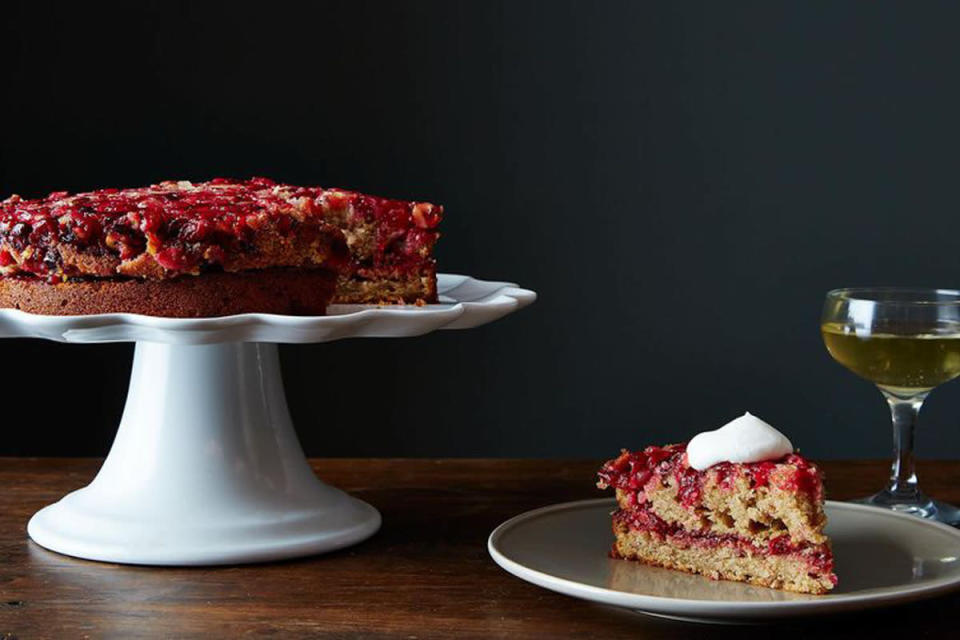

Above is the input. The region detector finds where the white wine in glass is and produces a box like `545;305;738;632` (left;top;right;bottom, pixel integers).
822;288;960;525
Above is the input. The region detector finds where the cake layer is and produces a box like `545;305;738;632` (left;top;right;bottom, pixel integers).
321;191;440;303
333;269;437;305
599;445;827;545
612;516;836;595
0;269;337;317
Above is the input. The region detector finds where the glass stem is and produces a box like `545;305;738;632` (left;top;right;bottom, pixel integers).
880;389;926;499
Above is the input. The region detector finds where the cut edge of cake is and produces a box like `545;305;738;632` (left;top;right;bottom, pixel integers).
597;444;837;595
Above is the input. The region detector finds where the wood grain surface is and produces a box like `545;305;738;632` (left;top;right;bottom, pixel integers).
1;458;958;639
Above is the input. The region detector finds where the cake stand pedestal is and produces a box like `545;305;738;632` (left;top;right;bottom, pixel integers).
0;274;534;565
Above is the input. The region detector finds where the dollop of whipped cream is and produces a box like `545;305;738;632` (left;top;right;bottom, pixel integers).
686;412;793;471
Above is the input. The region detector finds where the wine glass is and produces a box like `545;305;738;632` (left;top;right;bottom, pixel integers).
822;288;960;525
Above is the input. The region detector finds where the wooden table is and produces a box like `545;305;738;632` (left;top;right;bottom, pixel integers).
0;459;958;638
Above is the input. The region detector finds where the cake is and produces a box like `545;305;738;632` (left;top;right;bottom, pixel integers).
0;177;442;316
597;413;836;595
317;183;442;304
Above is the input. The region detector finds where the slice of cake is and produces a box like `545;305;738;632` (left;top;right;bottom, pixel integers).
0;177;443;316
314;186;442;304
597;413;836;595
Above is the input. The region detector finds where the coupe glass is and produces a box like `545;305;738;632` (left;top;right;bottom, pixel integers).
822;288;960;525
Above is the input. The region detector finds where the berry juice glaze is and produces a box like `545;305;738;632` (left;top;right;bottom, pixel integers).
0;177;442;281
598;444;834;578
597;443;822;507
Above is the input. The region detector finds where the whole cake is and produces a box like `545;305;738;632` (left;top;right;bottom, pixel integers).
0;177;442;316
597;413;836;595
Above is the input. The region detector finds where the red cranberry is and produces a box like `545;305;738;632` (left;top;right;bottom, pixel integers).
154;247;198;271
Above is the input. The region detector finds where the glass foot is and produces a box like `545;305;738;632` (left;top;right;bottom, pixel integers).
852;490;960;526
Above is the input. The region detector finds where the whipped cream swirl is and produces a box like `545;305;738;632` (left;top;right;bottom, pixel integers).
686;412;793;471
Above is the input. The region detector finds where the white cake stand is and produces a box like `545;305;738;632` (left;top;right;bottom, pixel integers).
0;274;535;566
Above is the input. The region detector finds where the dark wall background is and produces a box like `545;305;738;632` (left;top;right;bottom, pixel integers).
3;1;960;459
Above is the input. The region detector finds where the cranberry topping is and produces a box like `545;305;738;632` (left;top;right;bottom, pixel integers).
597;444;686;491
768;534;795;555
597;445;824;506
154;247;198;272
712;463;738;491
748;461;777;488
614;507;737;548
614;506;674;536
0;177;443;280
673;464;703;508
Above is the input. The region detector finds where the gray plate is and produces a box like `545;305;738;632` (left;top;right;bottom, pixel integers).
488;498;960;622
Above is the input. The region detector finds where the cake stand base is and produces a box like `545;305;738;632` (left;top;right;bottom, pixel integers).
27;341;381;565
